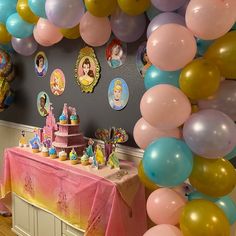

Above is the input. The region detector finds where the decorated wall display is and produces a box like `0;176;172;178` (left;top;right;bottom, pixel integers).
50;68;65;96
108;78;129;111
34;51;48;78
75;46;100;93
105;38;127;69
37;91;50;117
136;42;152;78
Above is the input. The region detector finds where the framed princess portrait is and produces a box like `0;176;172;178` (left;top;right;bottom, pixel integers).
37;91;50;117
108;78;129;111
50;68;65;96
75;47;100;93
34;51;48;78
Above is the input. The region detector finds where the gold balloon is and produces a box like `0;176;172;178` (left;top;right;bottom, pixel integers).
85;0;117;17
204;31;236;79
17;0;39;24
180;199;230;236
189;155;236;197
138;160;159;191
60;24;80;40
179;58;221;100
118;0;150;16
0;24;11;44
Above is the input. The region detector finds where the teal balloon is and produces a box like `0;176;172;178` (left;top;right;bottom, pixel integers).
6;13;34;39
188;191;236;225
225;146;236;160
144;65;180;90
196;38;213;56
28;0;47;18
0;0;17;24
231;23;236;30
143;137;193;187
146;5;161;21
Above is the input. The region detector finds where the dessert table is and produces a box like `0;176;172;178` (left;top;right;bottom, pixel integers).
0;147;147;236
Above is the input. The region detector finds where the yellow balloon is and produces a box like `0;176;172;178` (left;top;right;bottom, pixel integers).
179;58;221;100
85;0;117;17
118;0;150;16
16;0;39;24
60;24;80;40
204;31;236;79
180;199;230;236
189;155;236;197
138;160;159;191
0;24;11;44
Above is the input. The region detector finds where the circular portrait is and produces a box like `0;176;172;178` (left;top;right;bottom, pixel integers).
108;78;129;111
37;91;50;117
50;69;65;96
136;42;152;78
34;51;48;78
106;38;127;69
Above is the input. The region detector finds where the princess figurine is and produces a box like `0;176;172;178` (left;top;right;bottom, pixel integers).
85;138;94;158
91;154;99;170
95;144;105;165
19;130;28;147
107;150;120;170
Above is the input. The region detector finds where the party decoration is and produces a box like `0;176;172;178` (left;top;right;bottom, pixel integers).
11;36;38;56
75;46;100;93
0;78;14;112
146;4;160;21
111;8;146;43
50;69;65;96
16;0;39;24
186;0;235;40
6;13;34;39
133;117;181;150
147;24;196;71
0;0;17;24
28;0;47;18
37;91;50;117
80;12;111;47
33;25;52;47
151;0;187;11
198;80;236;121
183;109;236;158
34;51;48;78
144;65;180;90
179;58;221;100
85;0;117;17
108;78;129;111
176;0;189;16
0;24;11;44
0;49;13;77
147;12;185;38
147;188;186;225
140;84;191;130
225;146;236;160
204;31;236;79
143;137;193;187
144;224;182;236
196;38;213;56
118;0;150;16
45;0;85;28
60;24;80;40
189;155;236;197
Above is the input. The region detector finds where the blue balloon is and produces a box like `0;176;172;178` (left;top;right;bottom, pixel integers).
146;5;160;21
0;0;17;24
28;0;47;18
196;38;214;56
225;146;236;160
143;137;193;187
144;65;180;90
6;13;34;39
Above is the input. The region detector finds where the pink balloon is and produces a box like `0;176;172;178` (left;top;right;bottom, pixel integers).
147;24;196;71
35;18;63;45
80;12;111;47
133;117;181;149
144;225;183;236
140;84;191;130
186;0;236;40
147;188;186;225
33;26;54;47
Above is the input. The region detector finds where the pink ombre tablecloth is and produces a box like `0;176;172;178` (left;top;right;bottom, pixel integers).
0;147;147;236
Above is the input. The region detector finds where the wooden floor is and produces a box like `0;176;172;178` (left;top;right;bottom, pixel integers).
0;216;16;236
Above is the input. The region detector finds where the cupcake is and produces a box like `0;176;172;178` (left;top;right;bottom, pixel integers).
70;114;79;125
31;142;40;153
69;148;79;165
41;145;49;157
81;152;90;166
49;146;57;159
59;114;67;124
59;150;67;161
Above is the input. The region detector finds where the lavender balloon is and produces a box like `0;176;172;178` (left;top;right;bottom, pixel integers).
147;12;185;38
11;36;38;56
198;80;236;121
176;0;190;17
111;9;146;43
183;109;236;159
45;0;85;28
151;0;187;11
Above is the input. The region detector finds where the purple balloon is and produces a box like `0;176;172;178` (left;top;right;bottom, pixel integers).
176;0;190;17
147;12;186;38
198;80;236;121
111;8;146;43
11;36;38;56
151;0;187;11
183;109;236;159
45;0;85;28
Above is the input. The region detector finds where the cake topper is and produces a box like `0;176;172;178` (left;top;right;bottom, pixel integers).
19;130;28;147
